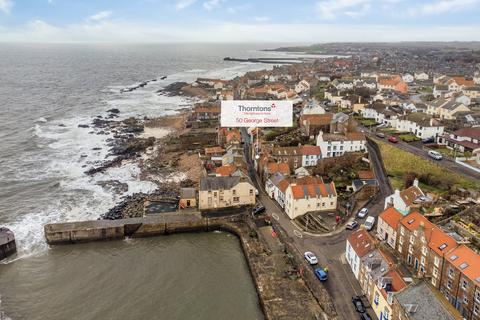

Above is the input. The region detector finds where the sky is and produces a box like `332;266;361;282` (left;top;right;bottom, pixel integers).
0;0;479;42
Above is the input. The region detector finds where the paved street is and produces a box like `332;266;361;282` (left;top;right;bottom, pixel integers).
241;129;391;320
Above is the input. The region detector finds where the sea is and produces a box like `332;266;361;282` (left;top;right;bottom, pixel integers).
0;43;309;319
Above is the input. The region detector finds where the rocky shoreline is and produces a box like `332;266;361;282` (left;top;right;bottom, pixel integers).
81;104;201;220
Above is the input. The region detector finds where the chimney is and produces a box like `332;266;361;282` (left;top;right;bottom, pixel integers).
413;178;419;188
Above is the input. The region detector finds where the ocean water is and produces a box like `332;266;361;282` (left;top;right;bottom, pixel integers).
0;43;281;258
0;43;291;320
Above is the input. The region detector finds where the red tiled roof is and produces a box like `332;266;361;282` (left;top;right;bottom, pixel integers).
215;165;236;177
379;207;403;229
299;145;321;156
347;229;375;258
380;270;407;299
453;127;480;141
400;186;424;206
358;170;374;180
400;211;434;233
448;77;475;87
290;181;336;199
278;179;290;193
428;227;458;256
205;146;224;155
446;245;480;284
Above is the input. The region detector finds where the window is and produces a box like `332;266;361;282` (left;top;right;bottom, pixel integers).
431;278;437;286
249;189;254;195
374;292;379;305
410;235;415;244
447;280;452;290
448;267;455;279
233;189;236;195
422;246;427;256
398;246;402;253
476;292;480;303
433;267;438;277
474;304;479;316
434;256;440;267
233;197;239;202
399;236;404;245
330;202;334;206
214;192;217;197
461;279;468;290
421;256;425;266
464;296;469;305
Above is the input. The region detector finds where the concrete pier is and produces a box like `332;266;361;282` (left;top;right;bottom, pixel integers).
0;227;16;261
44;212;224;244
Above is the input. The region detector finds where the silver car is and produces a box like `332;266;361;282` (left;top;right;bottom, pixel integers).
304;251;318;265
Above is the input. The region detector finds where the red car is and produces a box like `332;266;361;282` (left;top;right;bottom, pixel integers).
388;136;398;143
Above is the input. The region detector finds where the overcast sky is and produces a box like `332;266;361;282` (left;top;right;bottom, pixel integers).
0;0;479;42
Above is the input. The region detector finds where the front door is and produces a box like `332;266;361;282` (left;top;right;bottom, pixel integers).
414;258;419;271
186;200;191;207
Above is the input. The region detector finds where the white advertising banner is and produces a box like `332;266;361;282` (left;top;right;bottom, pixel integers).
221;100;293;127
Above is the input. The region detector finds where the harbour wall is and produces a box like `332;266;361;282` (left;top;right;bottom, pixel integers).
44;212;339;320
0;227;17;261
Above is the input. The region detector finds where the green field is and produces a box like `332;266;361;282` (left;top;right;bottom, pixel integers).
375;139;480;193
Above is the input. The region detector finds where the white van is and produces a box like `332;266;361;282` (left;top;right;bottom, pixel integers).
428;150;443;160
364;216;375;231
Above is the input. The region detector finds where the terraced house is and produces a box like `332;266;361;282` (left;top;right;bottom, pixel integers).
284;176;337;219
376;207;480;320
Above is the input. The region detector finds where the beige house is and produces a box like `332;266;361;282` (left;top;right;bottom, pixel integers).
284;177;337;219
179;188;196;209
376;207;402;249
198;176;255;210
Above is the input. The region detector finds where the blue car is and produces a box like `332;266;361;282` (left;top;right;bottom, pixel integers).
315;268;328;281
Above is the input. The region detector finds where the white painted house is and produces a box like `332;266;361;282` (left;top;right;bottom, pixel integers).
284;177;337;219
395;114;444;139
384;179;424;216
346;229;376;280
316;131;366;158
376;207;403;249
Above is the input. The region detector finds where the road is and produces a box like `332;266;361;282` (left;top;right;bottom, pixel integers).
363;129;480;181
241;129;391;320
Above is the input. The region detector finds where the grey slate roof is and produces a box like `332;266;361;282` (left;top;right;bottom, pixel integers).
200;176;251;191
396;281;457;320
180;188;196;199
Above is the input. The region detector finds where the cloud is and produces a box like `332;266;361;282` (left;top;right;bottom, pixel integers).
227;4;252;14
254;16;270;22
203;0;224;11
409;0;479;16
176;0;197;10
1;20;480;43
88;11;113;22
316;0;371;20
0;0;13;14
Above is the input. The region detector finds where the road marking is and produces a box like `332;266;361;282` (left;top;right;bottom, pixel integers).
272;213;279;221
293;229;303;238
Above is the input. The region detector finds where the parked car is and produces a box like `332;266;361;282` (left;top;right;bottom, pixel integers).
346;220;359;230
428;150;443;160
252;204;266;215
376;132;385;138
315;268;328;281
304;251;318;265
422;137;435;144
360;312;373;320
364;216;376;231
352;296;366;313
388;136;398;143
357;208;368;218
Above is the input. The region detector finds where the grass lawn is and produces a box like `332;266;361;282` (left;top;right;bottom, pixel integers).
398;133;421;142
360;119;378;126
375;139;480;193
